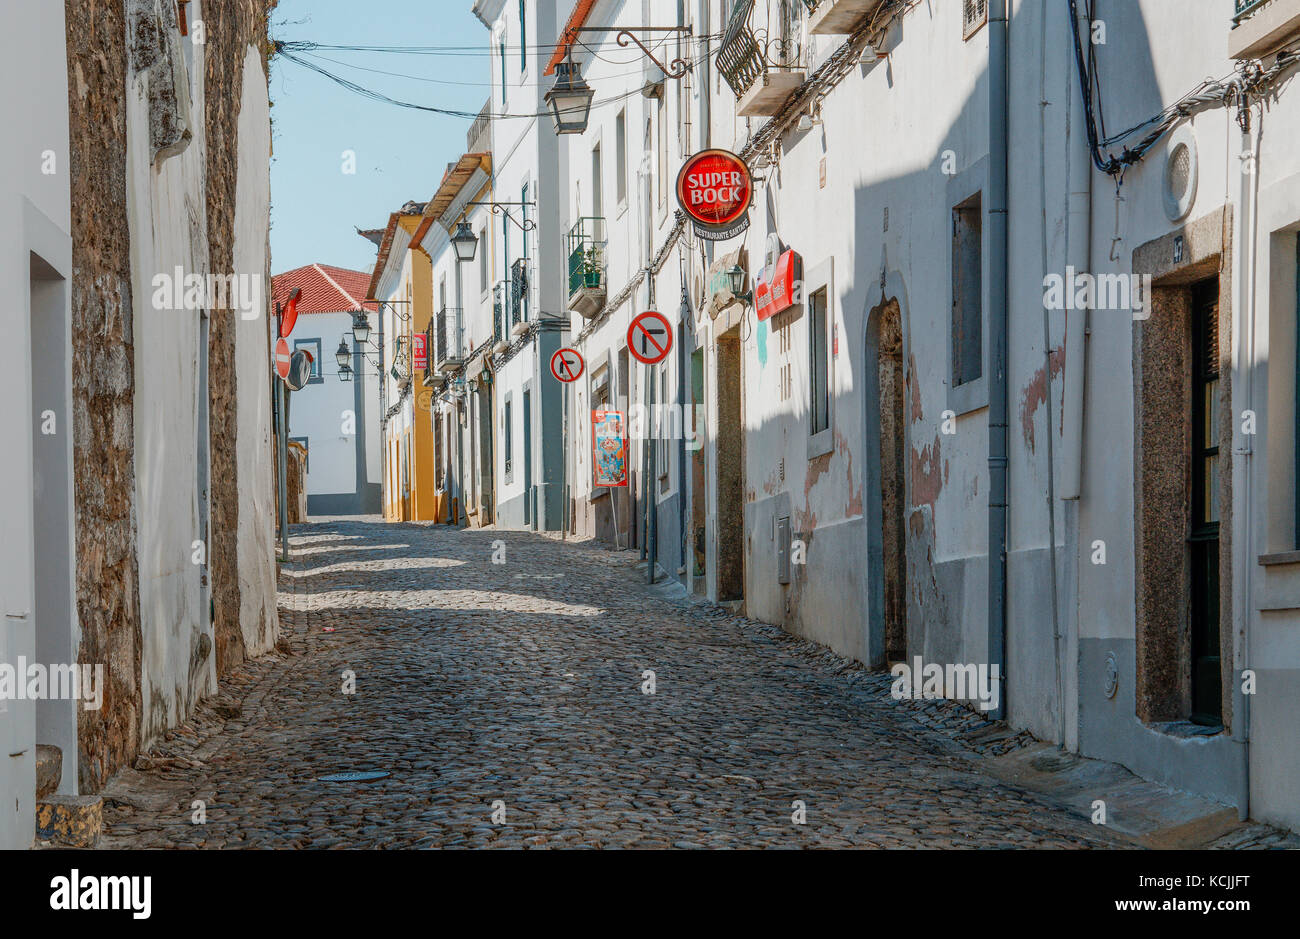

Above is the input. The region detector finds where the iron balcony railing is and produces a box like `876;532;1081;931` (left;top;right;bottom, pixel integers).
715;0;807;99
436;308;463;366
510;258;529;326
716;0;766;99
1234;0;1272;23
567;217;607;298
493;282;506;345
423;322;435;383
467;99;491;153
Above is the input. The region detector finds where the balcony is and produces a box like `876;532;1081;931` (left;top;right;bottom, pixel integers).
509;258;530;337
436;308;464;374
492;282;510;354
467;99;491;153
566;217;607;319
805;0;884;35
716;0;806;116
1230;0;1300;58
422;322;435;386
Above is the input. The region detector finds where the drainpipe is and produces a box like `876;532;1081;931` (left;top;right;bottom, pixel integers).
1056;0;1093;755
1060;0;1092;500
1233;91;1259;822
986;0;1010;721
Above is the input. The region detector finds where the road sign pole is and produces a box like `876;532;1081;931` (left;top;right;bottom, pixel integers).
647;358;657;585
275;302;289;563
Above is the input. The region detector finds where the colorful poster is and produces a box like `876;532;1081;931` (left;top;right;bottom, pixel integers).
592;409;628;488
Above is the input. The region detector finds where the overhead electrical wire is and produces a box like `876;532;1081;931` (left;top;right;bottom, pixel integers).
273;41;698;120
296;46;701;89
1068;0;1300;177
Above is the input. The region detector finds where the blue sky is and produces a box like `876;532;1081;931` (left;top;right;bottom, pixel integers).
268;0;492;277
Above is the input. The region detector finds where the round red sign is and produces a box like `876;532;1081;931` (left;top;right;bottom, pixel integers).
275;338;292;380
676;149;753;231
550;347;585;383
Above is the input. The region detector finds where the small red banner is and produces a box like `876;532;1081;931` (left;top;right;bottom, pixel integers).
754;249;802;322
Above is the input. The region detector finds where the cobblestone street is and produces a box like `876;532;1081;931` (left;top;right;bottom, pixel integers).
97;518;1124;849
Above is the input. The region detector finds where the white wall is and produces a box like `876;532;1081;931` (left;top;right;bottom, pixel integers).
126;11;214;746
0;0;74;850
288;311;361;497
234;45;278;656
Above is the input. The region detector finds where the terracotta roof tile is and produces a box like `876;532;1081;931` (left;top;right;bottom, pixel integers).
271;264;377;315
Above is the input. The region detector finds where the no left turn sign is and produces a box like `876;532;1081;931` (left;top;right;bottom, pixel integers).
627;311;673;365
550;347;585;383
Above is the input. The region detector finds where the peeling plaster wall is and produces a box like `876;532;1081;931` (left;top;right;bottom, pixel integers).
232;45;278;659
125;0;214;745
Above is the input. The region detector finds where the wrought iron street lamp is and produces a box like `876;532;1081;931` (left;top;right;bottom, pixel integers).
725;264;752;305
339;364;352;383
545;59;596;135
335;339;351;370
352;312;371;345
451;222;478;263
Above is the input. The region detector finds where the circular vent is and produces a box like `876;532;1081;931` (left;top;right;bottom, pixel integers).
1162;126;1198;222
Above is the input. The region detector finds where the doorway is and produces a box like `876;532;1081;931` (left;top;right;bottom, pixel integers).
1189;277;1221;725
716;329;744;602
874;299;908;662
523;387;533;529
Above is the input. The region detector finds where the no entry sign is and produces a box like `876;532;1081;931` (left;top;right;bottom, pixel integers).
550;347;585;383
627;311;673;365
275;338;292;380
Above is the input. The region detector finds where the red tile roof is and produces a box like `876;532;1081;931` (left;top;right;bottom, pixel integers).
546;0;597;76
271;264;377;315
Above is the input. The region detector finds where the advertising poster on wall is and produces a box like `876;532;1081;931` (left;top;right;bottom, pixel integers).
592;409;628;488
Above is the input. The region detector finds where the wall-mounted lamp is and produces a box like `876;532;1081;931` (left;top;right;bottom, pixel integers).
351;312;371;345
545;58;596;135
451;222;478;263
725;265;752;305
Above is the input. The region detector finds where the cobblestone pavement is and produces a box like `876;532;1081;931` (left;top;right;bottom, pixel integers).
98;518;1130;849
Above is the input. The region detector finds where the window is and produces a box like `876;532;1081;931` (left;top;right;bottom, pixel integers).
521;181;530;261
616;109;627;206
290;437;309;472
952;194;983;386
294;338;323;384
658;365;671;493
434;411;444;488
503;397;513;481
809;286;830;436
499;35;507;106
592;143;604;219
963;0;989;39
657;99;668;210
479;227;489;295
519;0;527;71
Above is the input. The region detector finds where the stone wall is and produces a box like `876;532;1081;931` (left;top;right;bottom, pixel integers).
203;0;276;675
65;0;275;791
66;0;143;793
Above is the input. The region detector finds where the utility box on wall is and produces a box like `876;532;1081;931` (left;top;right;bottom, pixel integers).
776;515;792;585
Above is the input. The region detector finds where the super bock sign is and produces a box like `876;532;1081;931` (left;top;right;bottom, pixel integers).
676;149;753;242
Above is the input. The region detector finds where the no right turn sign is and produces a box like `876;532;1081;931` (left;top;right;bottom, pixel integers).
627;311;673;365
